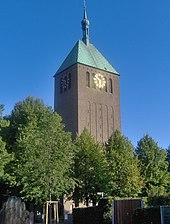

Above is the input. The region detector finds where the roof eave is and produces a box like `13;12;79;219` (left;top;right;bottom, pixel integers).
54;62;120;77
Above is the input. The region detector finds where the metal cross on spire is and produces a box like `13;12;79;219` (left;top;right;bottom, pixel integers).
84;0;86;9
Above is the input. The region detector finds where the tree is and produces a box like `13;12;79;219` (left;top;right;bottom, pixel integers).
105;130;143;198
73;129;109;206
0;105;10;178
136;134;169;197
3;97;75;204
166;145;170;171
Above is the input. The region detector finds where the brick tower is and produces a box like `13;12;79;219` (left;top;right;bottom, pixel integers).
54;3;121;142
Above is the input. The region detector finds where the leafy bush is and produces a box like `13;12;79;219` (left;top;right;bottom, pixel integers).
73;198;112;224
133;207;161;224
148;195;170;206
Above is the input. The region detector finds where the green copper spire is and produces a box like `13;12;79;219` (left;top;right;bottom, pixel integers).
55;1;119;76
81;0;90;45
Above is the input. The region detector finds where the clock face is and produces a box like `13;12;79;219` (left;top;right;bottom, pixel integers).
93;73;106;88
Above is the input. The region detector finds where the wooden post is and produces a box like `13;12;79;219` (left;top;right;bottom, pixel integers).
56;202;59;224
43;205;45;224
45;201;59;224
45;202;49;224
53;203;57;224
49;203;52;224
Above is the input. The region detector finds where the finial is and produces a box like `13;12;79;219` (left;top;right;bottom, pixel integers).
83;0;87;20
84;0;86;9
81;0;90;45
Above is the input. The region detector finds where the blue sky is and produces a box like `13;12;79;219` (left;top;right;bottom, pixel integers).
0;0;170;149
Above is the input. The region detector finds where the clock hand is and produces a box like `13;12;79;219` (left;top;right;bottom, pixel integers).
96;76;100;81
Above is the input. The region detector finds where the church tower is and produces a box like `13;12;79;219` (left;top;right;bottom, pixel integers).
54;3;121;142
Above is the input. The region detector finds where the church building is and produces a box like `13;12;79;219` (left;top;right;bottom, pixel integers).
54;4;121;143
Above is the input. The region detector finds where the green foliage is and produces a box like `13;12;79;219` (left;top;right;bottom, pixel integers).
105;130;143;198
147;195;170;206
166;146;170;171
136;134;169;197
73;199;112;224
0;105;10;178
3;97;75;204
73;206;102;224
73;129;109;206
133;207;161;224
98;198;112;224
2;96;170;208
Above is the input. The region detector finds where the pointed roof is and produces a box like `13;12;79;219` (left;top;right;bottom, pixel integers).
56;40;119;75
55;2;119;76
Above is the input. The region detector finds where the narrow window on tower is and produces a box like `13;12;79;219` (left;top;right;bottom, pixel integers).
68;73;71;89
86;72;90;87
92;73;96;88
109;78;113;93
104;77;107;92
64;76;67;91
60;78;63;93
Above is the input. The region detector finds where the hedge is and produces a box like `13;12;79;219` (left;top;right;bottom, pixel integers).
73;199;112;224
133;207;161;224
